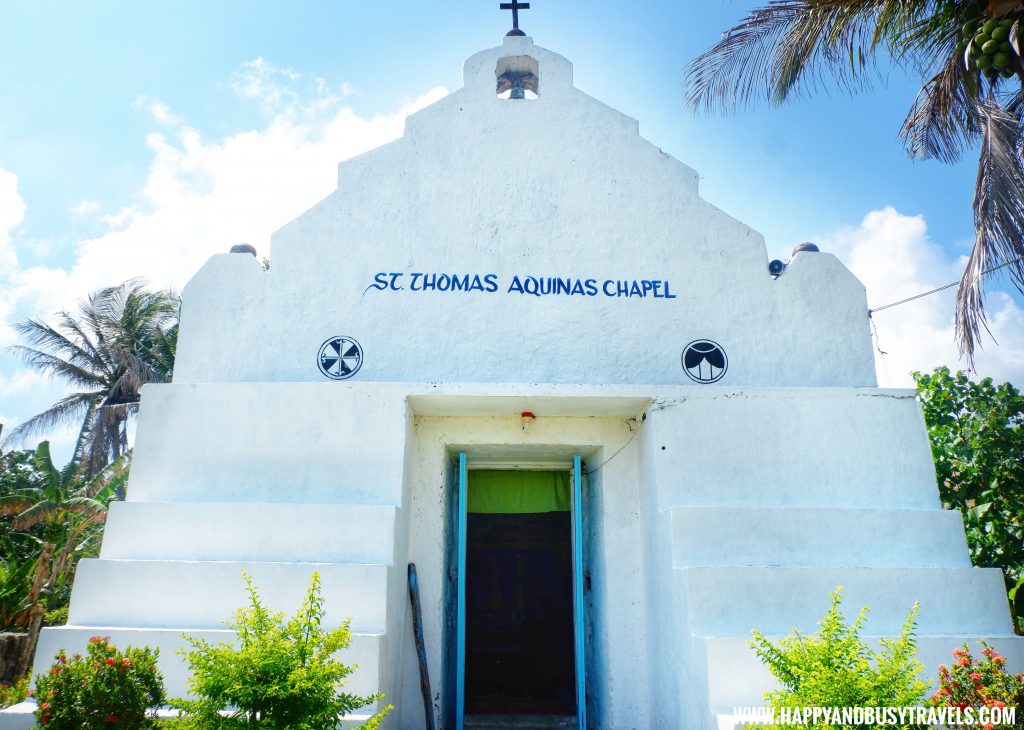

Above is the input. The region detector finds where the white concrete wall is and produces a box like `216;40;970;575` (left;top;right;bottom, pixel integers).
37;381;1024;729
172;36;875;389
126;382;409;505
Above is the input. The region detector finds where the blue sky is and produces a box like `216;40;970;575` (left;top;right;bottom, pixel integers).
1;1;1022;460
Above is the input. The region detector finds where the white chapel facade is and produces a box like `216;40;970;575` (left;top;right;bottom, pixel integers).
19;27;1024;730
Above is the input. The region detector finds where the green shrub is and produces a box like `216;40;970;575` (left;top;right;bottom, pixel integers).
33;636;165;728
172;571;391;729
0;677;28;708
750;588;928;729
929;642;1024;726
43;605;68;627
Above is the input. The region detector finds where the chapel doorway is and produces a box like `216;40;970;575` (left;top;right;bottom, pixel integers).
453;455;587;730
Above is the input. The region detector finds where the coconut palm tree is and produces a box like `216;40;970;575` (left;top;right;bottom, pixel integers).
686;0;1024;365
2;280;178;476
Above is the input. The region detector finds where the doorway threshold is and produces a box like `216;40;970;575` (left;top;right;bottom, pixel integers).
464;715;576;729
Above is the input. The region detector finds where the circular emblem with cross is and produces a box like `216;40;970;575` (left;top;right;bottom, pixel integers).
681;340;728;384
317;336;363;380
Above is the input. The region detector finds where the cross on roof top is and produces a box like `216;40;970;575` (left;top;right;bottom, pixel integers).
500;1;530;36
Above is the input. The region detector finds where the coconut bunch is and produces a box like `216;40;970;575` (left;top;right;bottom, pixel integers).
959;14;1024;82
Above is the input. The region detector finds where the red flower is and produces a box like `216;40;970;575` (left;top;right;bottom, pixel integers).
971;672;983;681
40;714;50;725
57;655;66;664
105;713;118;723
49;667;60;676
39;702;49;710
105;658;116;666
982;647;994;658
954;648;968;657
994;655;1006;665
960;657;972;667
122;658;131;666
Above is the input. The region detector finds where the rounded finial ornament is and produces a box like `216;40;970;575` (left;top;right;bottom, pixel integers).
229;243;257;256
792;242;820;255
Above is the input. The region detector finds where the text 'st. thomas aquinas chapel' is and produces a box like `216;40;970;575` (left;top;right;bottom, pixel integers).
21;10;1024;730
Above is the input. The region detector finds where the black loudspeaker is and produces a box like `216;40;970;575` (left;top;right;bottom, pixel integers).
768;259;786;277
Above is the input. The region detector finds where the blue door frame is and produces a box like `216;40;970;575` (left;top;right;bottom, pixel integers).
455;454;586;730
571;455;587;729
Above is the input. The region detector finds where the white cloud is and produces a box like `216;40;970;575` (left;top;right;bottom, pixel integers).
0;369;47;399
70;200;101;217
0;62;447;456
132;95;184;126
821;206;1024;387
0;63;447;351
0;168;25;273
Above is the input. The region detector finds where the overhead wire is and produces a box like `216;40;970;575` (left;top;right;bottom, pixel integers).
868;256;1022;314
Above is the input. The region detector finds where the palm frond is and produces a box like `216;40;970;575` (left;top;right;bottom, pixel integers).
901;50;983;162
958;98;1024;363
5;346;108;389
686;0;919;114
12;316;103;374
0;392;99;449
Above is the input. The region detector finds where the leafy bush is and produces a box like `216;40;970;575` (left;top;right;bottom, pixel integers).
913;369;1024;587
43;605;68;627
750;589;927;728
33;636;165;728
0;677;28;708
930;642;1024;722
173;571;390;729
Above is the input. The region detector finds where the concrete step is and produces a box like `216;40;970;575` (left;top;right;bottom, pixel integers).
672;507;970;568
649;388;940;510
702;634;1024;710
681;566;1012;636
0;702;380;729
127;382;408;505
68;559;388;632
101;502;396;564
31;625;382;701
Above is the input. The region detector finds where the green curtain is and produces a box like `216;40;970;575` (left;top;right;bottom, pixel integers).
467;470;570;513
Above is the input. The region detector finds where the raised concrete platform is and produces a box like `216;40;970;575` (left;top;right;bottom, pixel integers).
672;507;970;568
101;502;396;564
652;388;940;510
682;566;1012;636
0;702;379;729
32;625;383;700
126;383;408;505
68;559;389;632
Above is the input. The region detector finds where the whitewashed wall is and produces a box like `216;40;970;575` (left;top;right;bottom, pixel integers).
172;36;875;389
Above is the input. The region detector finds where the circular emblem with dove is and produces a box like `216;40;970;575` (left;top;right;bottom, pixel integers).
681;340;728;384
